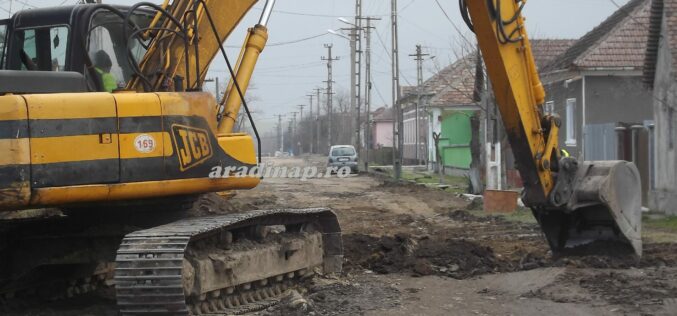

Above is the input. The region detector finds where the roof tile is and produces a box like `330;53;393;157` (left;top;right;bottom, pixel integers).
546;0;651;71
414;39;575;106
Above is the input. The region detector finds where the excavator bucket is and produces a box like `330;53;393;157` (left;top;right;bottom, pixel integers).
534;160;643;257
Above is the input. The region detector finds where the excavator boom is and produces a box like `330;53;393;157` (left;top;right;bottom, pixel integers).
463;0;642;255
127;0;257;92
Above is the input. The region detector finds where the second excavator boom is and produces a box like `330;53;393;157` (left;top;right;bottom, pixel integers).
462;0;643;256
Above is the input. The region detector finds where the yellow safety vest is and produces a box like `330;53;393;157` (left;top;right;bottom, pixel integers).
95;68;117;92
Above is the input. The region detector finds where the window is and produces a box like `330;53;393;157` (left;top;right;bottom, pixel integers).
13;26;69;71
88;12;152;90
331;147;356;157
566;98;577;146
0;21;7;68
544;101;554;116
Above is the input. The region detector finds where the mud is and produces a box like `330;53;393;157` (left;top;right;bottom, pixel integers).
260;278;401;316
342;209;677;279
524;268;677;314
343;233;503;279
10;156;677;315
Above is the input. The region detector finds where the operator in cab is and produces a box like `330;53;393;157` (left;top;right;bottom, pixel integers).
93;50;118;92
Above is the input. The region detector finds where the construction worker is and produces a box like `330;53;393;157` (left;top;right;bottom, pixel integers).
93;50;118;92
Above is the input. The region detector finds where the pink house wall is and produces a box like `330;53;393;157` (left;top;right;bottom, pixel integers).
372;121;393;148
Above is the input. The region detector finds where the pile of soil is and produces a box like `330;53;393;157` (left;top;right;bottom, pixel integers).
342;209;677;279
549;242;677;269
343;233;508;279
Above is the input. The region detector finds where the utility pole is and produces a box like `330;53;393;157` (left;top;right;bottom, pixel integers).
354;0;364;165
391;0;402;179
276;114;285;152
322;44;339;147
410;44;429;166
358;16;380;171
204;78;220;103
314;88;323;153
296;105;306;154
314;88;323;118
215;77;220;102
347;28;359;151
306;94;314;119
290;111;298;155
306;94;315;154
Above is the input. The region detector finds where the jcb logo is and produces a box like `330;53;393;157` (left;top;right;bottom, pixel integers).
171;124;213;171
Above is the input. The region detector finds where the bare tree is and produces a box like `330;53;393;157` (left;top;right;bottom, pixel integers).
333;90;351;114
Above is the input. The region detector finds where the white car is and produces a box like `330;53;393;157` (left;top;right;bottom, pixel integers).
327;145;358;173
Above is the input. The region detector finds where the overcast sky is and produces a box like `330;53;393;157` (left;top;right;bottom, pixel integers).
2;0;631;132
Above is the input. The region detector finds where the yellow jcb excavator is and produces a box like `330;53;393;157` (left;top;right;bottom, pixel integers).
0;0;642;314
0;0;341;314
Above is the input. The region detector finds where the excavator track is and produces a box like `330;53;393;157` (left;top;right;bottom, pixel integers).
114;208;342;315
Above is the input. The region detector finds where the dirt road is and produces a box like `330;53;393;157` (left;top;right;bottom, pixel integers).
11;155;677;315
243;156;677;316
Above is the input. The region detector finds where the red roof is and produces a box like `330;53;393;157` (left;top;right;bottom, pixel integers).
410;39;575;106
546;0;651;72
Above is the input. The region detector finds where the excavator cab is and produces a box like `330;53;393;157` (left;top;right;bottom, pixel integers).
0;5;152;94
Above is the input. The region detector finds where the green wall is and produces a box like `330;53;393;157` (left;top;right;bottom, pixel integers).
439;110;474;169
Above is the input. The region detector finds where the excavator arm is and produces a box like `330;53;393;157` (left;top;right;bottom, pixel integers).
462;0;643;256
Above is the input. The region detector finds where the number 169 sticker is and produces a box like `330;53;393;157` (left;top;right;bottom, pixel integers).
134;134;156;153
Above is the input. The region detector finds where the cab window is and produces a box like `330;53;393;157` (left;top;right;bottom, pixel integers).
12;26;69;71
88;11;151;91
0;21;8;68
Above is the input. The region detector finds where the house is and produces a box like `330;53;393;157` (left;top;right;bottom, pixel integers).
370;106;393;148
398;52;483;170
366;106;394;165
400;86;430;165
541;0;654;202
399;39;575;172
643;0;677;215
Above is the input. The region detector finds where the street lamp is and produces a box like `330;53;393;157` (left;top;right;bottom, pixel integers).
327;29;350;40
338;17;357;27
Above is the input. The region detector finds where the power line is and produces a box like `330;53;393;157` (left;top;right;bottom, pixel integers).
433;0;474;47
400;0;416;12
250;7;387;18
607;0;651;31
373;27;414;86
268;32;328;46
225;32;328;48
